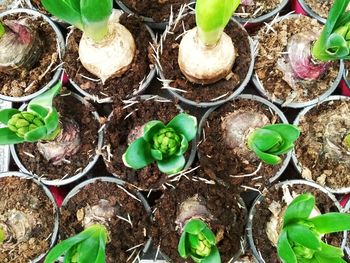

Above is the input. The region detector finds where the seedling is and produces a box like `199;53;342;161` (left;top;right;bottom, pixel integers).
277;193;350;263
178;219;221;263
0;226;5;244
247;124;301;165
122;113;197;175
344;134;350;149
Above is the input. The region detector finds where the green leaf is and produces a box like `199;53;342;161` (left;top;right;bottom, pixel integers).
24;126;48;142
0;109;20;125
314;253;346;263
178;232;189;258
63;247;75;263
151;149;163;161
77;235;99;262
286;224;321;251
202;246;221;263
316;241;344;258
157;154;185;174
262;124;301;143
175;134;189;156
0;127;24;145
325;33;349;57
188;234;201;248
167;113;197;142
268;142;295;155
183;219;207;235
44;108;60;135
277;230;297;263
94;235;106;263
28;104;49;119
309;213;350;234
122;138;154;170
143;120;165;142
29;82;61;110
248;128;281;152
201;227;216;245
283;193;315;226
0;23;5;38
249;142;282;165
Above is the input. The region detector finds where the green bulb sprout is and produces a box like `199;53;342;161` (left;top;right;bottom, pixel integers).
247;124;301;165
344;133;350;149
178;219;221;263
277;193;350;263
0;226;5;245
122;113;197;175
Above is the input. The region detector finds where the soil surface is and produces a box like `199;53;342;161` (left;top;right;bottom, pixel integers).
255;15;339;104
151;177;247;263
303;0;333;18
64;14;154;103
16;90;99;181
0;13;61;97
103;96;194;190
236;0;283;19
159;14;251;103
0;176;56;263
121;0;188;22
252;183;343;262
60;179;150;263
295;99;350;190
198;98;285;193
30;0;50;15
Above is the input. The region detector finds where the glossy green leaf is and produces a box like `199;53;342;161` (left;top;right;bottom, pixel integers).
167;113;197;142
277;230;297;263
248;128;281;152
143;120;165;142
63;247;75;263
262;124;301;142
201;226;216;245
183;219;207;235
27;104;49;119
283;193;315;226
0;23;5;38
250;142;282;165
202;246;221;263
122;138;154;170
29;82;61;110
309;213;350;234
24;126;48;142
178;232;189;258
0;127;24;145
268;141;295;155
286;224;321;251
77;234;99;262
94;235;106;263
151;149;163;161
316;241;344;258
0;109;20;125
314;253;346;263
157;154;185;174
325;33;349;57
176;134;189;156
44;108;60;136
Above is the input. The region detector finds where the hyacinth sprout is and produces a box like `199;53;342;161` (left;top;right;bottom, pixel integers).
277;193;350;263
178;0;240;84
247;124;301;165
123;113;197;175
42;0;136;84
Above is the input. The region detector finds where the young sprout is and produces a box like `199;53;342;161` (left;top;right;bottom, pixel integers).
0;226;5;244
178;219;221;263
122;113;197;175
277;193;350;263
42;0;136;83
247;124;301;165
44;224;108;263
178;0;240;84
344;134;350;149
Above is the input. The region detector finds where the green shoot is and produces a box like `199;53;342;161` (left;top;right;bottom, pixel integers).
44;224;108;263
312;0;350;61
122;113;197;175
0;82;61;145
41;0;113;42
178;219;221;263
0;227;5;244
277;193;350;263
196;0;240;46
247;124;301;165
0;23;4;38
344;134;350;149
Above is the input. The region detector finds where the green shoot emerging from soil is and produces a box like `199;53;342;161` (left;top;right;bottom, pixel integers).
123;113;197;175
0;23;4;38
0;226;5;244
277;193;350;263
0;82;61;144
247;124;301;165
344;134;350;149
178;219;220;263
45;224;108;263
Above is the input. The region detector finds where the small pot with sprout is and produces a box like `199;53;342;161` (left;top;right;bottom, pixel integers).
247;179;350;263
151;176;248;263
156;0;254;107
0;8;64;102
253;0;349;108
0;171;59;263
292;95;350;194
198;94;300;193
0;82;103;186
45;176;151;263
42;0;156;103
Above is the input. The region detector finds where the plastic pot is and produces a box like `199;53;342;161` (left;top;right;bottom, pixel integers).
0;8;65;102
10;91;104;186
341;65;350;97
293;0;327;23
0;99;12;172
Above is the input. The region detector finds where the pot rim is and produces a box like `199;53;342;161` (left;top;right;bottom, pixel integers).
252;13;344;109
0;8;65;102
0;171;59;263
10;91;104;186
291;95;350;194
296;0;327;24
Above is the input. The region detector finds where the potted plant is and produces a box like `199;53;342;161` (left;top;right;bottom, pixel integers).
247;179;350;262
0;82;103;186
102;95;197;191
156;0;254;107
295;0;333;23
292;95;350;193
253;0;348;108
0;171;59;263
0;8;64;102
42;0;156;103
151;176;247;262
198;94;300;193
45;176;151;262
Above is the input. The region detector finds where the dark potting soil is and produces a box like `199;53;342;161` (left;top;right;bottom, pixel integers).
120;0;188;22
0;176;55;263
30;0;50;15
103;97;193;190
60;179;150;263
64;14;154;102
159;15;251;103
0;13;61;97
198;98;284;193
16;90;99;181
303;0;333;19
151;177;247;263
252;184;343;262
295;99;350;190
255;15;339;104
236;0;283;19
